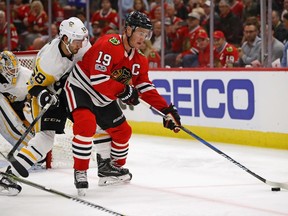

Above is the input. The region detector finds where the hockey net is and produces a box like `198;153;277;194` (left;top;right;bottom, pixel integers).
0;51;97;169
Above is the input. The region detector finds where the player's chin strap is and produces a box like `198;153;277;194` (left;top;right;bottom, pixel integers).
127;36;133;49
125;26;136;49
139;98;288;190
62;40;72;55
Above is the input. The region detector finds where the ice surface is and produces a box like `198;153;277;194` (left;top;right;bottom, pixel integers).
1;134;288;216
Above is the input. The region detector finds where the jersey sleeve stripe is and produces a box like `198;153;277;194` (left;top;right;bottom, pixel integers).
136;82;155;93
90;74;110;85
71;64;112;106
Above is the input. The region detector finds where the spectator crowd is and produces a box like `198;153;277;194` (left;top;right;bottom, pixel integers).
0;0;288;68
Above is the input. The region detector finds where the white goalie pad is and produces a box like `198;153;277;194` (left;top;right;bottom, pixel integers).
0;94;34;150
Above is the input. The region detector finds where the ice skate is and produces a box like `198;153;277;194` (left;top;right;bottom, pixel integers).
74;169;88;196
0;166;22;196
97;154;132;186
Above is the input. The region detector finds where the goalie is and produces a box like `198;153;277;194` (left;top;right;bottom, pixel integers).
0;51;33;195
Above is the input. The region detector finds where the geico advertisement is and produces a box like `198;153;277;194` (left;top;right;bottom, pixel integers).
121;71;288;133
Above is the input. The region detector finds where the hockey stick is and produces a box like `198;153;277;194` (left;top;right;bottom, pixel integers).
139;98;288;190
0;171;125;216
6;89;61;177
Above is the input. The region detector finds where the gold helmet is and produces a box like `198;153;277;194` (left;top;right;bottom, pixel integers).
0;51;20;85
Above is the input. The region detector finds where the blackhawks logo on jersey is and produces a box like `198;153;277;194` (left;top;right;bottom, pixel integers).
150;52;156;58
226;46;233;52
109;37;120;45
111;66;132;84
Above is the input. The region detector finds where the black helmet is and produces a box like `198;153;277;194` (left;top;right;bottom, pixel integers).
125;11;152;30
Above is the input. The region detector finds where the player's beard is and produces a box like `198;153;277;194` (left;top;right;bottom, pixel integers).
71;48;79;54
69;46;80;55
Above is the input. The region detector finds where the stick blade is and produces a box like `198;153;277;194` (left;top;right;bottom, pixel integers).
8;155;29;178
266;180;288;190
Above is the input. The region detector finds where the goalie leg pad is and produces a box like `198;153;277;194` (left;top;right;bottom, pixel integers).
13;131;55;175
0;94;33;149
93;132;112;160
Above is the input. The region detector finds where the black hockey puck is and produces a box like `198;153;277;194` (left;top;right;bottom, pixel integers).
271;187;281;191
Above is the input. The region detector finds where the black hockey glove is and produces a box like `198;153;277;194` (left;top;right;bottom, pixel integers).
117;85;139;105
161;104;181;133
37;89;59;109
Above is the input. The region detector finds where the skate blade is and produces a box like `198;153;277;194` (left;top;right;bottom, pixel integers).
98;173;132;186
77;188;87;196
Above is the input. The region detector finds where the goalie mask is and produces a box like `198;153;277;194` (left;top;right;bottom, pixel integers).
0;51;20;85
59;17;89;48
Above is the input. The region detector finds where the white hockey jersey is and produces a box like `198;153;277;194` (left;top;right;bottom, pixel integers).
28;37;91;93
0;65;32;103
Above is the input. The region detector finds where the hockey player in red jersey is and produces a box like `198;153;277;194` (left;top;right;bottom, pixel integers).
65;11;182;195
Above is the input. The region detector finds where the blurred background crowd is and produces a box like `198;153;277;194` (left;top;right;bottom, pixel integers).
0;0;287;68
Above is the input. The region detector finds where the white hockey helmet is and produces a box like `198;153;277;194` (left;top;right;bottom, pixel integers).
59;17;89;45
0;51;20;85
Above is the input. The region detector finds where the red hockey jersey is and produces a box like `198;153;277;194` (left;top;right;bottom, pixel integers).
68;34;168;110
214;42;239;67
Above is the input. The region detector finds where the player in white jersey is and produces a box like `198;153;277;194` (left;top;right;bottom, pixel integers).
0;51;33;124
0;51;33;195
0;51;34;147
0;17;91;196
